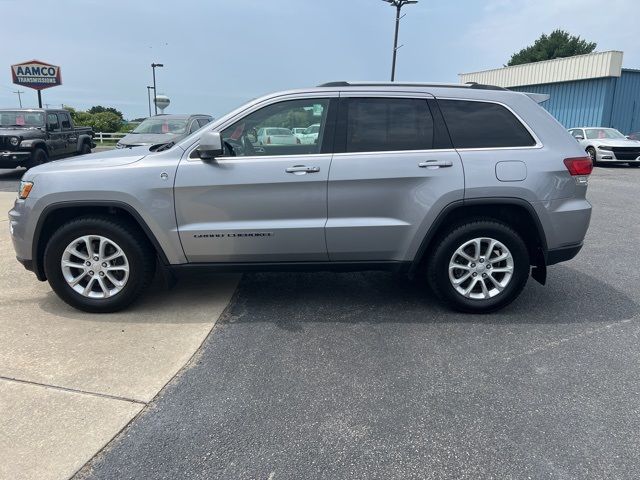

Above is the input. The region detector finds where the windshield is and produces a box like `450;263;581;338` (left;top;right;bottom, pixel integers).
585;128;626;140
0;111;44;127
132;118;188;134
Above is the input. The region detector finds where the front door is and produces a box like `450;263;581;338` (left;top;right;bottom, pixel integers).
46;113;65;156
326;94;465;262
174;96;337;263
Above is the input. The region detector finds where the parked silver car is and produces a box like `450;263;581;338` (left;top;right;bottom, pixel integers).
116;114;212;149
568;127;640;167
9;81;593;313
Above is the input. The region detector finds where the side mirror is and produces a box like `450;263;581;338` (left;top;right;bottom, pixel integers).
575;135;584;141
197;131;223;160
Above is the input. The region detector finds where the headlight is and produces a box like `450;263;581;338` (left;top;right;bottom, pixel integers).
9;136;20;147
18;181;33;200
115;142;124;149
597;145;612;151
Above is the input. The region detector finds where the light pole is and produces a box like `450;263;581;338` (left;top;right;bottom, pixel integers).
146;86;155;117
382;0;418;81
151;63;164;115
13;90;24;108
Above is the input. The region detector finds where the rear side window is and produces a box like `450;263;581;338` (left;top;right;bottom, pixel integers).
346;98;434;153
60;113;71;129
438;100;536;149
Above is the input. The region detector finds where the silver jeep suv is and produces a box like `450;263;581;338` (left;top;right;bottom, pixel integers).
9;82;593;313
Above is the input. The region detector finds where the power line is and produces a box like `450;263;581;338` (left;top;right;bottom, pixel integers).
13;90;24;107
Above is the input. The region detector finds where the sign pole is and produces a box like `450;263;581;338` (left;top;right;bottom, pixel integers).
37;90;42;108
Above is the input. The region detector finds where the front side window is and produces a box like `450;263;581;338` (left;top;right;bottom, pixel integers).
220;98;329;157
569;129;584;139
438;100;536;149
47;114;60;131
345;98;434;153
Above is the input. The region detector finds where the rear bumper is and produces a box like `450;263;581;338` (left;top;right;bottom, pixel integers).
546;243;583;265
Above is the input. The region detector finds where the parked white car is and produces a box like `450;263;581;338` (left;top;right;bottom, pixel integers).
568;127;640;167
298;124;321;145
256;127;299;145
291;127;307;139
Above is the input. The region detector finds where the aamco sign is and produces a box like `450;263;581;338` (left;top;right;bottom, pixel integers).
11;59;62;90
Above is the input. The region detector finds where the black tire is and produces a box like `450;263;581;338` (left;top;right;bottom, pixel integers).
586;147;597;166
427;220;530;313
80;142;91;155
28;148;48;169
44;216;156;313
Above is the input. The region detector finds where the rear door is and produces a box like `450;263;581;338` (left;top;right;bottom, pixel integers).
59;112;76;155
174;94;337;263
326;92;464;261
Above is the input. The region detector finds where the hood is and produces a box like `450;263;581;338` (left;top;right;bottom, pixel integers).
24;145;149;178
0;127;44;139
118;132;182;146
593;138;640;147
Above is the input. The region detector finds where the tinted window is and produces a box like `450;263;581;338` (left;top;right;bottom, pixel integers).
197;118;211;128
60;113;71;129
346;98;434;153
220;98;329;157
47;114;60;131
438;100;536;148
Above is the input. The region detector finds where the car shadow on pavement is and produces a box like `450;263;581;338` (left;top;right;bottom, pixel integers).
222;265;638;328
36;272;239;323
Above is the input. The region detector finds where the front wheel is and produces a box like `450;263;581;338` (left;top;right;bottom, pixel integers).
44;216;156;313
427;220;530;313
586;147;598;166
27;148;48;169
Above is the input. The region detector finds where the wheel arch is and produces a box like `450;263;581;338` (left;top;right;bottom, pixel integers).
410;198;548;277
32;201;169;281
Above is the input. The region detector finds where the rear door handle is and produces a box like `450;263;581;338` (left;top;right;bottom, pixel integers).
419;159;453;168
286;165;320;174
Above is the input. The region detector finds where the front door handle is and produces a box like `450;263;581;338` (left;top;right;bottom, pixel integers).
285;165;320;174
419;159;453;168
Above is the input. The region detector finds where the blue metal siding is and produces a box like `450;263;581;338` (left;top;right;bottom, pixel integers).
610;70;640;134
511;78;616;128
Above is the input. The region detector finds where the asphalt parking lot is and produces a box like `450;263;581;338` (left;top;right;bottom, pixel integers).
67;166;640;480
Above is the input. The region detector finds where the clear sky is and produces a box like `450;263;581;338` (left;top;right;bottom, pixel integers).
1;0;638;119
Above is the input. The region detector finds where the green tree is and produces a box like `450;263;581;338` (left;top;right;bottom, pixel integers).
507;29;596;66
87;111;123;132
87;105;124;120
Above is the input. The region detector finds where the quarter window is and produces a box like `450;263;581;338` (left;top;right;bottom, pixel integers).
438;100;536;149
220;99;329;157
345;98;434;153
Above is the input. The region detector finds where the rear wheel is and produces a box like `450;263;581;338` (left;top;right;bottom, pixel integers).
80;142;91;155
44;216;156;313
427;220;530;313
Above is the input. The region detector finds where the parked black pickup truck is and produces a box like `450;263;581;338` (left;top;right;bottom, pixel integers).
0;108;94;169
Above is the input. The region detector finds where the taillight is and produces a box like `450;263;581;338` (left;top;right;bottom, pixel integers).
563;156;593;176
266;136;271;144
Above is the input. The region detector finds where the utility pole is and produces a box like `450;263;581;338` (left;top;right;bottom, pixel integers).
13;90;24;108
151;63;164;115
382;0;418;81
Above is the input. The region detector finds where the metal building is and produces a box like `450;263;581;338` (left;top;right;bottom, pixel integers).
459;51;640;134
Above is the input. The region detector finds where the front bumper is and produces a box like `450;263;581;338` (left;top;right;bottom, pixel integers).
596;149;640;164
0;150;31;168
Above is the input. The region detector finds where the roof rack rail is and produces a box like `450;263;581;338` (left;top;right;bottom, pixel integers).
317;81;506;91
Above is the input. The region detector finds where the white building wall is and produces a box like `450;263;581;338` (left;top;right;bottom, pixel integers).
459;51;623;88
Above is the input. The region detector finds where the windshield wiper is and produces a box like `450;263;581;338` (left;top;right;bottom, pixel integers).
154;141;175;152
